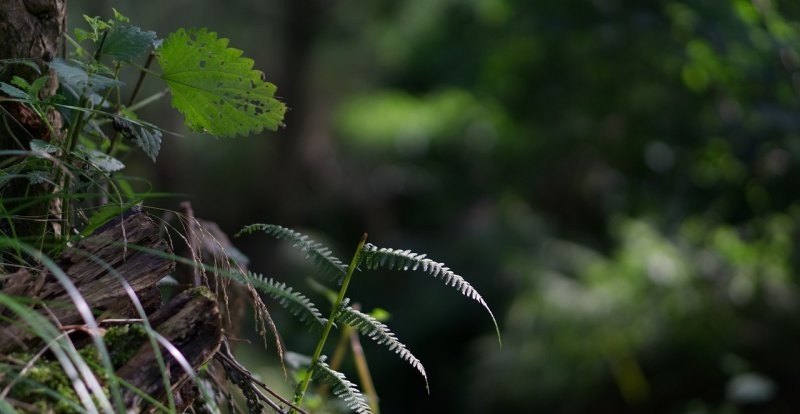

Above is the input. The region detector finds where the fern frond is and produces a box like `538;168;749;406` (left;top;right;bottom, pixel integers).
236;224;348;283
312;356;372;414
230;271;327;329
335;299;428;392
360;243;501;345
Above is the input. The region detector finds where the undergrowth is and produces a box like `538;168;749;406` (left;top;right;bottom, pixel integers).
0;8;500;414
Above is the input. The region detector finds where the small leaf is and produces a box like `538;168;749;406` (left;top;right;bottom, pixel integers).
230;271;327;329
336;300;428;392
50;59;122;96
112;8;130;23
157;28;286;137
236;224;348;283
28;75;50;97
101;25;156;62
312;356;372;414
360;243;502;345
10;76;29;90
76;145;125;172
112;116;163;161
0;82;29;99
30;139;60;154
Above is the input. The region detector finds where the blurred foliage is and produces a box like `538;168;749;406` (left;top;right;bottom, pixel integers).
71;0;800;412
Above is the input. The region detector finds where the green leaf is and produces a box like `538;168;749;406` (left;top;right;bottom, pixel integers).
76;145;125;172
30;139;60;154
80;201;140;237
157;28;286;137
112;8;130;23
312;356;372;414
231;271;327;329
112;116;162;161
236;224;348;283
0;82;29;99
336;299;429;391
50;59;122;96
360;243;502;345
101;25;156;62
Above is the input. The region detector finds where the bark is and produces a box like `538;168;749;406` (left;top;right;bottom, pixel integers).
0;210;226;412
116;287;222;411
0;0;67;244
0;210;173;353
0;0;66;146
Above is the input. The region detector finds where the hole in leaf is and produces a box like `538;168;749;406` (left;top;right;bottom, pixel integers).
199;60;206;68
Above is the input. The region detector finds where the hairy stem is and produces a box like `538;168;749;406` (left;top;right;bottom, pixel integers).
292;233;368;411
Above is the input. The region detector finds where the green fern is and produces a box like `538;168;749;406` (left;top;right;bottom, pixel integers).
360;243;501;344
311;356;372;414
156;28;286;137
335;299;428;392
237;224;348;283
231;271;327;329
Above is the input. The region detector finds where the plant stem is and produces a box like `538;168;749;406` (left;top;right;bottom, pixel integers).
292;233;368;411
128;52;155;107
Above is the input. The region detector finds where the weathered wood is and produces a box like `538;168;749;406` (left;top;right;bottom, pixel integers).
116;287;222;411
0;210;173;353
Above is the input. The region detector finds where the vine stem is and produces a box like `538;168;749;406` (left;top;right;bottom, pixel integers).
292;233;368;411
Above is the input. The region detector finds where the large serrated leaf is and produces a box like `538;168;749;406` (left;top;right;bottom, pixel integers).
156;28;286;137
101;25;157;62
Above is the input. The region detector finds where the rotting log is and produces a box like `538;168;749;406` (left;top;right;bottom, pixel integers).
0;209;172;353
116;286;222;411
0;209;225;411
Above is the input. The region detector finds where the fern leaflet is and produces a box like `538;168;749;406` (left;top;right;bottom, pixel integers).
312;356;372;414
230;271;326;329
360;243;501;344
236;224;348;283
336;299;428;392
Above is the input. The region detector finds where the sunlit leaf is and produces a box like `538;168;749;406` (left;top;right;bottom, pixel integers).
157;28;286;137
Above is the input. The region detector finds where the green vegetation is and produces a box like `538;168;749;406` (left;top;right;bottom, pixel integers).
0;6;497;414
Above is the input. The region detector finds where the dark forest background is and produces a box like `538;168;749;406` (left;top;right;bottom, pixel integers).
72;1;800;413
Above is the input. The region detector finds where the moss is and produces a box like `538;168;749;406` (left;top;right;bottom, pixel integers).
4;324;151;413
104;323;148;368
192;285;216;300
8;355;83;413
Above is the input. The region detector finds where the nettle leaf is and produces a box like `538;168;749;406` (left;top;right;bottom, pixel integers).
50;59;122;96
157;28;286;137
112;116;162;161
335;299;428;392
101;25;157;62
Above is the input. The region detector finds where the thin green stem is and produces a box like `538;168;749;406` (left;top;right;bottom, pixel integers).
292;233;368;411
126;88;169;112
128;53;155;107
